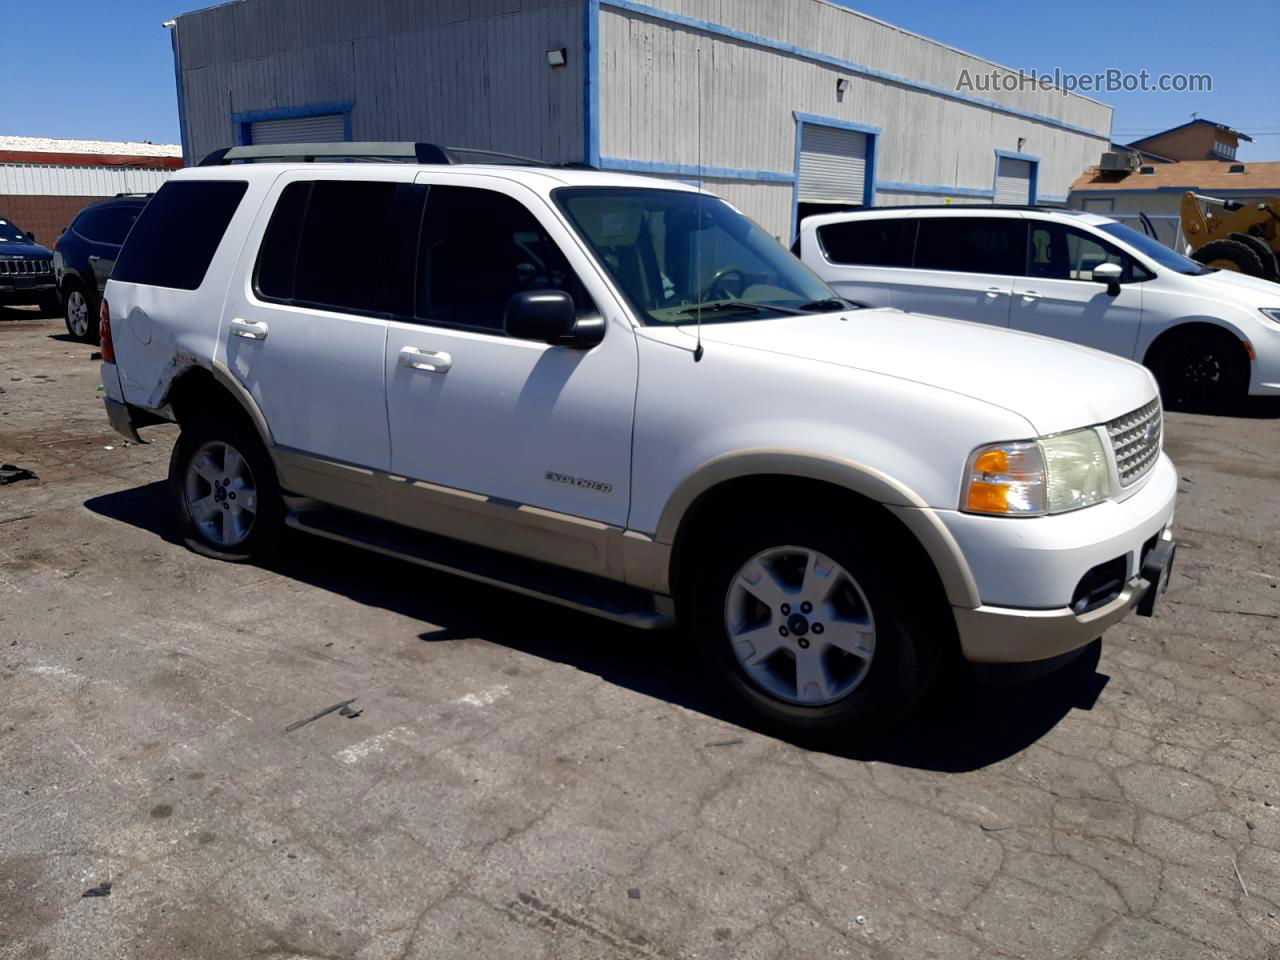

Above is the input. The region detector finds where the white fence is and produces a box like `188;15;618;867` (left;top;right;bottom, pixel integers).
0;163;174;197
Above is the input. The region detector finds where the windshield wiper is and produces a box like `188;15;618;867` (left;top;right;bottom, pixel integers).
672;300;806;317
796;297;862;312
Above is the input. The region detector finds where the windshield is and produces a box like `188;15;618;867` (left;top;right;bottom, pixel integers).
1097;221;1211;275
0;219;30;243
553;187;841;324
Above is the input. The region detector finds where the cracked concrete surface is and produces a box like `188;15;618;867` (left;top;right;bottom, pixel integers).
2;310;1279;959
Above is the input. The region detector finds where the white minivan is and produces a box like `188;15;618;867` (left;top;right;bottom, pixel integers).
796;207;1280;410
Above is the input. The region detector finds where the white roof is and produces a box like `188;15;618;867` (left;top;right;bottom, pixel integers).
0;135;181;157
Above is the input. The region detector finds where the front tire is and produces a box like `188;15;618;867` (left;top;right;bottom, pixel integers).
1150;328;1248;412
689;509;941;737
1191;238;1268;279
169;417;283;562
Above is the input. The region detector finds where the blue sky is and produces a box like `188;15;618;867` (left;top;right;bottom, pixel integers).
3;0;1276;159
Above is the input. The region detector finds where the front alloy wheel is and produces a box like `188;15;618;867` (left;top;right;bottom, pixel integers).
725;545;876;706
183;440;259;547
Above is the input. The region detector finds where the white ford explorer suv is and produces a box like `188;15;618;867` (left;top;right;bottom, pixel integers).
99;143;1177;736
795;206;1280;411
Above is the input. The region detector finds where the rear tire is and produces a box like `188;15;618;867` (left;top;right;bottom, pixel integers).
1150;327;1249;413
688;506;942;739
168;415;283;562
63;283;97;343
1192;238;1268;278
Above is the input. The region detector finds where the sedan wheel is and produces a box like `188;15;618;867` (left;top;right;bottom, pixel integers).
724;545;876;706
182;440;259;547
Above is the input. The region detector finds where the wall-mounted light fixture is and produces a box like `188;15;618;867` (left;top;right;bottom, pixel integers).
1017;137;1026;152
546;48;567;67
836;78;849;94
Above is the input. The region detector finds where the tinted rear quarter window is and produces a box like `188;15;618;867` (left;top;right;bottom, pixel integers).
914;217;1027;275
112;181;247;290
816;218;916;267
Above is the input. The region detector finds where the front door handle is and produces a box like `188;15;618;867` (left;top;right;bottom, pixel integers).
1020;290;1042;302
88;255;102;263
984;286;1003;298
398;346;452;373
230;317;269;340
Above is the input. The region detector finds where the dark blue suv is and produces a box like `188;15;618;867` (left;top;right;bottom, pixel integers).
0;216;58;317
53;195;149;343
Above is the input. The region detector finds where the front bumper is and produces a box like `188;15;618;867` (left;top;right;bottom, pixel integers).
946;453;1177;664
0;278;56;303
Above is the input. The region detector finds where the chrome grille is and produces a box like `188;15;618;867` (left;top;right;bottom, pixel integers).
1107;398;1162;487
0;258;52;276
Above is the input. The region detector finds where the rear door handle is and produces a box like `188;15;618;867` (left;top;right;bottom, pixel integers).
1020;290;1042;302
230;317;269;340
88;255;102;263
398;346;452;373
984;286;1003;298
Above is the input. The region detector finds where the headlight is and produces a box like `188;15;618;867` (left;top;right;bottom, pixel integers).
963;428;1114;517
1261;308;1280;327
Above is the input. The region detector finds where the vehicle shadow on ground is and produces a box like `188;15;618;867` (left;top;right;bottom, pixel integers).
85;482;1109;773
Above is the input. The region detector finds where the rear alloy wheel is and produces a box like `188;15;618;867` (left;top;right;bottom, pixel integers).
63;287;97;342
169;419;283;562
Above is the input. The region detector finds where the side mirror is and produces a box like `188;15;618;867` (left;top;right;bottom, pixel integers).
1093;261;1123;296
504;290;603;348
25;232;35;243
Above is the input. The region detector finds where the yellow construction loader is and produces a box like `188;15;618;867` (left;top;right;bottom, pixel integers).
1181;191;1280;282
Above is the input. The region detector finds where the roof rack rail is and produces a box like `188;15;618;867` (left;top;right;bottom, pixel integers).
113;192;153;198
198;142;596;170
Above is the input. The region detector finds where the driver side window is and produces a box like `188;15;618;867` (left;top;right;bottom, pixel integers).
1027;223;1150;283
416;185;594;332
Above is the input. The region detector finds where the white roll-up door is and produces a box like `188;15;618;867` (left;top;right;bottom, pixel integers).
797;125;868;205
247;114;346;145
994;156;1033;204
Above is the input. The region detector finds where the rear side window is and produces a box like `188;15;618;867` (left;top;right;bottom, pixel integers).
112;181;246;290
914;217;1027;275
816;218;916;267
74;204;142;246
255;180;423;317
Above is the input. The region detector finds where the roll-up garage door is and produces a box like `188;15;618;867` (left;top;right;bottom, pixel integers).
247;114;346;145
797;125;868;205
994;156;1033;204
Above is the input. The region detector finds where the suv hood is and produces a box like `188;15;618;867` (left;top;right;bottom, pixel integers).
657;308;1157;436
0;241;52;258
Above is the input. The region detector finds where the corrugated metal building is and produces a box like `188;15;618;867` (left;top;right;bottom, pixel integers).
170;0;1113;238
0;137;182;244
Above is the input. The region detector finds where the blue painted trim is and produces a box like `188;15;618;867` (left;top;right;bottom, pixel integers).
599;0;1111;140
584;0;600;166
994;149;1040;204
791;112;879;240
168;28;191;166
231;101;354;125
233;101;355;146
1037;193;1069;204
876;181;995;198
599;156;795;183
791;112;881;137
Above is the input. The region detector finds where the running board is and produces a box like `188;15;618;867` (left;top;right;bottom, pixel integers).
284;506;674;630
